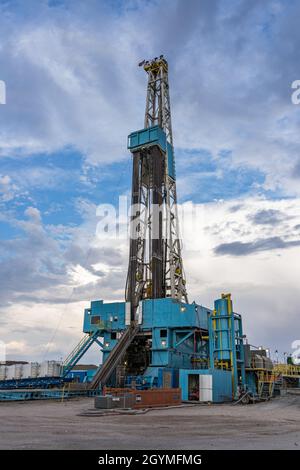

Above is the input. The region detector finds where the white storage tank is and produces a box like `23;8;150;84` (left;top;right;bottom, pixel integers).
22;362;41;378
40;360;61;377
14;363;23;379
22;364;31;378
5;364;24;379
31;362;40;378
52;361;62;377
0;365;7;380
6;365;15;380
40;361;52;377
0;362;42;380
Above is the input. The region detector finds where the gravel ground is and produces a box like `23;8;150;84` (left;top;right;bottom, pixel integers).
0;394;299;449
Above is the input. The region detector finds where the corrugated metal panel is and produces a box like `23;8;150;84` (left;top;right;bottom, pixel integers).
212;369;232;402
179;368;232;403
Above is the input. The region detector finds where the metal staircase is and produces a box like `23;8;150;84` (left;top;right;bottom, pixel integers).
257;371;275;400
89;323;139;390
274;374;284;396
116;364;127;388
61;329;101;377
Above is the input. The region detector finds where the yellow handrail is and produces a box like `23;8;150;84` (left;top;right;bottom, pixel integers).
273;364;300;377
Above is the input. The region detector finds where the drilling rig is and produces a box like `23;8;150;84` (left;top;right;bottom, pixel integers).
126;56;187;320
60;57;247;401
0;58;292;404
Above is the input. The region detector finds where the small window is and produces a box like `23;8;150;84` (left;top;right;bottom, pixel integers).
160;329;167;338
111;332;117;340
91;316;101;325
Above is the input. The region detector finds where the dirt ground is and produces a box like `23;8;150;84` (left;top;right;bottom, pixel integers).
0;393;299;450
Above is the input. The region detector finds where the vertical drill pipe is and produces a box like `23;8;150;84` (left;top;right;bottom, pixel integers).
126;152;143;320
151;146;164;298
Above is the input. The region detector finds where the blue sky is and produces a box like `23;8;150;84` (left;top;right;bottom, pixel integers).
0;0;300;362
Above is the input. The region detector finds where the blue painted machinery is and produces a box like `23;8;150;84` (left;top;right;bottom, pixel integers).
80;294;246;399
0;376;73;390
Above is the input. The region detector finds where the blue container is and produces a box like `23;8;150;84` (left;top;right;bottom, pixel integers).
179;368;232;402
167;141;175;179
127;125;167;152
128;126;176;179
214;298;231;361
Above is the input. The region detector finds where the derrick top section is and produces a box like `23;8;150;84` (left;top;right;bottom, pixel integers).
139;55;173;146
139;55;168;74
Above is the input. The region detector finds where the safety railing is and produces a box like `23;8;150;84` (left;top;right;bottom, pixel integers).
273;364;300;377
62;334;92;368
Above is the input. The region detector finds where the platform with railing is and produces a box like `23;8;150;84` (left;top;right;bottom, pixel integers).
273;364;300;378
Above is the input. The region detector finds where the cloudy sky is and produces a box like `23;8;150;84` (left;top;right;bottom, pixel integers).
0;0;300;364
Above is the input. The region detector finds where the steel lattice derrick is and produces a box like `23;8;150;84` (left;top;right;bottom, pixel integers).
126;57;188;320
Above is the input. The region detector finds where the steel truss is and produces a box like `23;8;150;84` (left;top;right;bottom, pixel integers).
126;57;188;319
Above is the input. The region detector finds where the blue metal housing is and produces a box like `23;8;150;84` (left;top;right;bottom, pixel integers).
127;125;175;179
83;298;211;371
128;125;166;152
0;295;249;402
208;295;246;399
66;368;96;384
179;369;232;403
167;141;175;179
83;300;127;334
80;293;248;401
0;295;247;400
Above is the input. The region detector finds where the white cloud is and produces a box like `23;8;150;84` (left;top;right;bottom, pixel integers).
0;0;299;196
182;197;300;356
24;206;41;222
0;174;19;202
6;340;27;354
0;301;88;362
68;264;99;286
0;195;299;362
